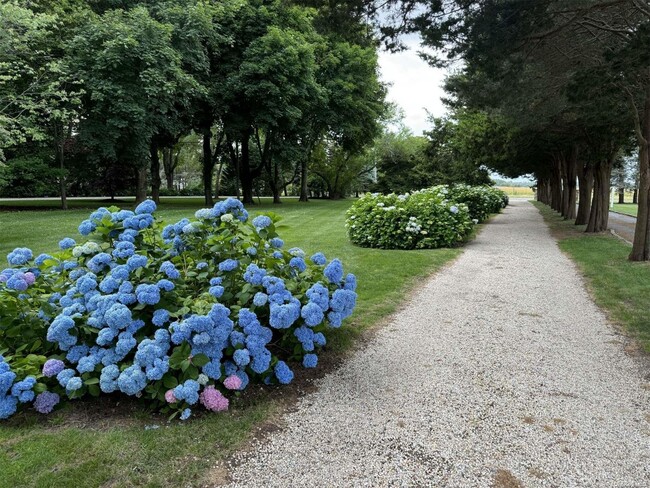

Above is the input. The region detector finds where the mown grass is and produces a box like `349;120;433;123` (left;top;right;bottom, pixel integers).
612;202;638;217
0;197;461;488
533;201;650;351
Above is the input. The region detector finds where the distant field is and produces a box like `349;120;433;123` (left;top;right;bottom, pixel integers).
497;186;534;198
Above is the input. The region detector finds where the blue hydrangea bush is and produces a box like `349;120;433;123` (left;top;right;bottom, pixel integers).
0;199;357;420
345;190;474;250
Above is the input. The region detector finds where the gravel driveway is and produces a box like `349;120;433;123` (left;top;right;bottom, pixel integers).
223;200;650;487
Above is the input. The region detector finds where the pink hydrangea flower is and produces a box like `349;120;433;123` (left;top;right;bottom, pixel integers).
200;386;229;412
24;272;36;285
165;389;177;403
223;374;242;390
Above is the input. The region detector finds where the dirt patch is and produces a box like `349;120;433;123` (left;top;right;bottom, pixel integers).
493;468;524;488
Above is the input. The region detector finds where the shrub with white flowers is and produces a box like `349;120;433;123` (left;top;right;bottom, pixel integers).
441;184;508;223
345;190;474;249
0;198;357;420
346;185;508;250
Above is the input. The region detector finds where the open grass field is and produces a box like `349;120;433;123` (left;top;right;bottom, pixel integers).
533;202;650;352
611;203;638;217
496;186;534;198
0;197;462;488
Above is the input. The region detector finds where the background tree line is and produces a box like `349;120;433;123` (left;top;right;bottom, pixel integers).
383;0;649;261
0;0;388;206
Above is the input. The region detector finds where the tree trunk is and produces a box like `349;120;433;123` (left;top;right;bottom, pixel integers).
134;167;148;204
562;146;578;220
586;158;613;233
202;127;214;206
55;122;68;210
618;188;625;204
163;147;174;190
239;131;254;204
633;188;638;204
550;157;563;212
630;82;650;260
299;157;309;202
150;141;161;204
270;160;281;204
576;162;593;225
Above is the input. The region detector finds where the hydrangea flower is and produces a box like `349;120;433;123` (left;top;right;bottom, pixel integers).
157;279;174;292
218;259;238;272
252;215;272;230
223;375;242;390
78;219;96;236
165;389;177;403
289;257;306;272
135;284;160;306
310;252;327;265
173;380;200;405
243;264;266;285
59;238;76;250
152;309;170;327
34;391;60;414
47;315;77;350
180;408;191;420
7;247;33;266
200;386;229;412
253;292;268;307
135;199;156;215
159;261;180;279
270;238;284;248
113;241;136;259
43;359;65;377
303;353;318;368
274;361;294;384
6;272;30;291
324;259;344;284
35;253;54;266
117;365;147;395
11;377;36;403
301;302;324;327
99;365;120;393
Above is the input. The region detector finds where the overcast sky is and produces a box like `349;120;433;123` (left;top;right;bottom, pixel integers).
377;36;449;136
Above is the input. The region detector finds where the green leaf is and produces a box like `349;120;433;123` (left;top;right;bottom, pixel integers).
191;353;209;367
84;377;100;385
163;375;178;389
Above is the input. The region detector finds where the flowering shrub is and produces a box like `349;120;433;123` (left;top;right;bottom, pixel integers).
442;184;508;223
0;198;357;420
346;190;473;250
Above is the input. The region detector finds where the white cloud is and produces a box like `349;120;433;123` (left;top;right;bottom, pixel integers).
378;36;449;135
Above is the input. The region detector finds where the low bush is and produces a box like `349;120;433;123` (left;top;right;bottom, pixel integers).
0;198;356;420
443;184;508;223
346;190;474;250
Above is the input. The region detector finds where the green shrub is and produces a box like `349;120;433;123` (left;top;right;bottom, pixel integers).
346;191;473;250
443;184;508;222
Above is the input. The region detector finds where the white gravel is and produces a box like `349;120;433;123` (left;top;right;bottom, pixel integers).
223;200;650;487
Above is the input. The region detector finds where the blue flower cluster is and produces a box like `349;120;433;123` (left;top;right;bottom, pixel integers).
0;197;358;420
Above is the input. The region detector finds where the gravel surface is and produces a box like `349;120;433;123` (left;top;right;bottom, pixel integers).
224;200;650;487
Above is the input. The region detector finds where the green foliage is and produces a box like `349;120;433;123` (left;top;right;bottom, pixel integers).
346;189;473;250
371;129;431;194
0;198;358;420
444;184;508;223
0;151;62;197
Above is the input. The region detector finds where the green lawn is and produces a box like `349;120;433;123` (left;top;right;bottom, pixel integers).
611;202;638;217
533;202;650;351
0;197;462;488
